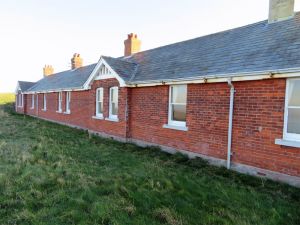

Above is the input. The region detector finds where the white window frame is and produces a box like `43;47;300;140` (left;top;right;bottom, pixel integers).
109;86;118;120
168;85;187;128
65;91;71;113
43;94;47;111
18;94;23;107
283;78;300;141
95;88;104;118
17;94;20;107
36;94;39;111
31;94;35;109
57;92;62;112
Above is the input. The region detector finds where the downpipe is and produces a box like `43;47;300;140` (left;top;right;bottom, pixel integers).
227;78;235;169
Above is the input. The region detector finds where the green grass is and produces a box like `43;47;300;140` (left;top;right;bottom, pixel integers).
0;95;299;225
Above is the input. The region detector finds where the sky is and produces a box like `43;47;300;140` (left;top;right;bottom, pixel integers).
1;0;300;93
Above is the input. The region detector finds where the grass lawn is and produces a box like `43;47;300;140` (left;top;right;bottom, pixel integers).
0;94;299;225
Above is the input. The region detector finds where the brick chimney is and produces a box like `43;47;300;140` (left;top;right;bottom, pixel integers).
269;0;295;23
43;65;54;77
71;53;83;69
124;33;141;56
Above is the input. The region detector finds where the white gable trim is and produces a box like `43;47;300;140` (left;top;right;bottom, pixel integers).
83;57;126;89
15;82;21;94
127;69;300;87
24;87;85;94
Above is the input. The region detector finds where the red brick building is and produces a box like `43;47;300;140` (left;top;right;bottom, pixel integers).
16;0;300;186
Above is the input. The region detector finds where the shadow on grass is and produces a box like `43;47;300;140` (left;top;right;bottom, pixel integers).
89;133;300;201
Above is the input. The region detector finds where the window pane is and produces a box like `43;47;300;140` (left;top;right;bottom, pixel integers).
97;89;100;101
110;87;118;117
111;103;118;115
97;102;103;114
110;89;113;101
288;80;300;106
172;104;186;122
287;108;300;134
111;88;118;103
172;85;187;104
100;89;103;102
44;94;46;109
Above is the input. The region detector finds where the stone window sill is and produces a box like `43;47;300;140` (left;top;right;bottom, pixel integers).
275;139;300;148
41;109;46;111
63;111;71;115
92;116;104;120
163;124;188;131
56;110;62;114
105;117;119;122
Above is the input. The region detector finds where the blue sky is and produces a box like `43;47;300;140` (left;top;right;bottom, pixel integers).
1;0;300;92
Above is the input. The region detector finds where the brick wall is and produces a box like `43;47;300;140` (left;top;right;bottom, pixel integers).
15;94;26;114
129;83;230;159
19;78;300;177
129;79;300;177
25;79;128;138
232;79;300;177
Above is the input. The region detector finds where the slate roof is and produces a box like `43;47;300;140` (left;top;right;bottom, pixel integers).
123;12;300;83
27;63;97;92
102;56;137;82
21;12;300;92
18;81;36;92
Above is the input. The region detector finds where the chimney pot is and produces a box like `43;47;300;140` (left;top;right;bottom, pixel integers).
269;0;295;23
124;33;141;56
43;65;54;77
71;53;83;69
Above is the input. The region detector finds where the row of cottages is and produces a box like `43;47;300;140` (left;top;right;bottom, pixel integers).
16;0;300;187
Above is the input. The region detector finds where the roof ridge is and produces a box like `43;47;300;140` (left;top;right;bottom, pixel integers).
120;11;300;60
45;62;97;78
26;81;40;92
26;63;98;92
128;11;300;61
129;64;139;82
103;55;138;65
18;81;36;83
123;20;268;60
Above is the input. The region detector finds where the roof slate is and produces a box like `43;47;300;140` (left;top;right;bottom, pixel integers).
20;12;300;92
122;12;300;83
18;81;36;92
27;63;97;92
102;56;138;81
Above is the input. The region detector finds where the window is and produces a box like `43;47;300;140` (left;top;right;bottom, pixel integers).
36;94;39;110
31;94;35;109
96;88;104;117
168;85;187;127
65;92;71;113
58;92;62;112
284;78;300;141
18;94;23;107
109;87;118;119
43;94;47;111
